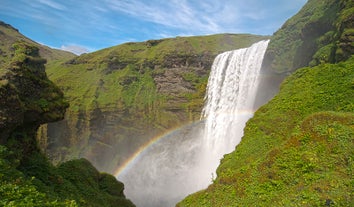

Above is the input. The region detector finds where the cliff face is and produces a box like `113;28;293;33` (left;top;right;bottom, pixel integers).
0;21;74;144
0;33;134;206
40;34;269;172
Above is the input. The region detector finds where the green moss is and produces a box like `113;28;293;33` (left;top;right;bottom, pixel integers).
0;40;132;206
177;57;354;206
264;0;353;73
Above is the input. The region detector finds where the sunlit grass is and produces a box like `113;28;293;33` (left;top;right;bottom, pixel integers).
178;57;354;207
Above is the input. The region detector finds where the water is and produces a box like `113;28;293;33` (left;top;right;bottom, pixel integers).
117;40;269;207
202;40;270;158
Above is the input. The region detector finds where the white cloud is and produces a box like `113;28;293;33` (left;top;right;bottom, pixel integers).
38;0;66;10
60;45;90;55
104;0;223;33
0;0;308;52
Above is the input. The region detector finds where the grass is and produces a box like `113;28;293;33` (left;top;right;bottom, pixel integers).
47;33;268;114
264;0;353;73
0;21;75;69
177;56;354;207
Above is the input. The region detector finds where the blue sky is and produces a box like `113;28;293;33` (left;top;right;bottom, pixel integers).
0;0;307;55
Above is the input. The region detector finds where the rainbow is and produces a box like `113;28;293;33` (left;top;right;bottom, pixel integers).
114;110;255;178
114;120;202;177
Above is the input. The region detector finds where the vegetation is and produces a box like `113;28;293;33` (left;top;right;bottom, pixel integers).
264;0;354;73
0;41;134;206
177;56;354;206
169;4;353;204
47;33;267;113
1;0;352;205
0;21;75;69
41;33;269;171
0;143;134;206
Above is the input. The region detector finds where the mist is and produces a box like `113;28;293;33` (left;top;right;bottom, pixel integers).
117;40;271;207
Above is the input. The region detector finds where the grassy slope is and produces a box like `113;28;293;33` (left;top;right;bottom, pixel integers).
264;0;354;73
0;21;75;67
47;34;267;115
178;56;354;206
177;1;354;205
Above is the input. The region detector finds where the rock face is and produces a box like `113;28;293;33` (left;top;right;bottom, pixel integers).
40;34;269;172
0;42;67;146
0;20;74;145
0;39;135;206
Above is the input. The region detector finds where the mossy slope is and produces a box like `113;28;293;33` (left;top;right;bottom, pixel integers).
263;0;353;74
178;55;353;207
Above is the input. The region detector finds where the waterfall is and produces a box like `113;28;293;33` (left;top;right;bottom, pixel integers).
202;40;269;159
117;40;269;207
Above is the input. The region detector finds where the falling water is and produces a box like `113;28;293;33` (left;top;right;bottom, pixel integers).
117;40;269;207
202;39;270;159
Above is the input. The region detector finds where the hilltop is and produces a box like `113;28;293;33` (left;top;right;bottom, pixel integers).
0;21;75;66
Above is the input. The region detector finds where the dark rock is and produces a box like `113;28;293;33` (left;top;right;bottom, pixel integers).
0;42;67;144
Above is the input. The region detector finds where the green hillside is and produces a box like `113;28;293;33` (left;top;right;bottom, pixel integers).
40;34;268;171
47;34;266;112
0;41;134;206
0;21;75;67
178;55;353;207
264;0;353;73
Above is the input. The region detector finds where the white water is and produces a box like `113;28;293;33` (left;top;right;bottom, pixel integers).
117;40;269;207
202;40;270;162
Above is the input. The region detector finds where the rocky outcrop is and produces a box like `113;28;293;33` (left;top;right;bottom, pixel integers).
0;40;135;206
0;42;67;147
